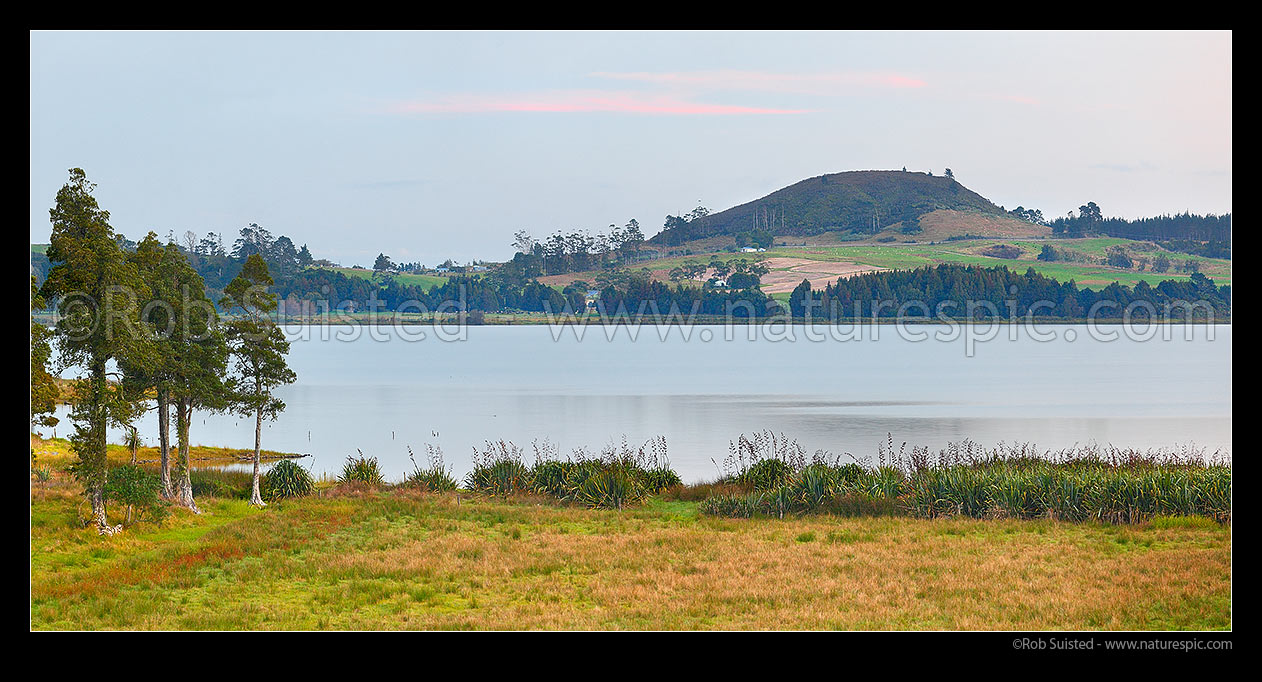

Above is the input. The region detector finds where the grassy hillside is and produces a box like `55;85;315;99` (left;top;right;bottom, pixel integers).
763;238;1231;288
653;170;1007;243
544;238;1231;294
323;266;450;289
878;209;1050;241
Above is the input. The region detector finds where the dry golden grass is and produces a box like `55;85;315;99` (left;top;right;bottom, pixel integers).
30;434;301;469
881;209;1052;242
30;485;1230;631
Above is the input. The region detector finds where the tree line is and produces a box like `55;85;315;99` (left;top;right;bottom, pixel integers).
505;220;647;277
789;263;1230;320
1046;203;1230;256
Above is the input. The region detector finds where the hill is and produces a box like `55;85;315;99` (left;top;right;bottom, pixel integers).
651;170;1012;245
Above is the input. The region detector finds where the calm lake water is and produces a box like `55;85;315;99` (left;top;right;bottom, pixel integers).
41;324;1232;482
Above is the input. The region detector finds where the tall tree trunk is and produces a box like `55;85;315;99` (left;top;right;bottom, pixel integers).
157;389;172;499
174;398;200;514
88;358;110;531
89;483;108;530
127;425;137;525
250;406;266;507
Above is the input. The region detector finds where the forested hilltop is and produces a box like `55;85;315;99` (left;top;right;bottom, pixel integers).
650;170;1003;245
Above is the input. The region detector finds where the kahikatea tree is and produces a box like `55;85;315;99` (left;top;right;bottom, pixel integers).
40;169;154;532
163;242;230;513
119;233;180;497
221;254;296;506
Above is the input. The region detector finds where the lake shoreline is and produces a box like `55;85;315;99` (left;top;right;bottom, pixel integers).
30;434;307;470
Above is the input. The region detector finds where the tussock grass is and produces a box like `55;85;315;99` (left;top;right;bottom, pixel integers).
699;434;1231;525
262;460;316;500
403;445;458;492
190;469;253;500
339;451;385;487
465;437;680;510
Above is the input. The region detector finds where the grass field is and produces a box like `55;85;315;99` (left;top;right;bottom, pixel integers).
325;266;451;289
30;471;1231;630
758;238;1230;289
541;237;1230;294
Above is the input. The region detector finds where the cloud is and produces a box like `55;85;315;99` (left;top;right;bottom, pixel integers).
589;70;927;94
1090;161;1157;173
384;70;929;116
390;90;809;115
989;94;1041;106
385;69;930;116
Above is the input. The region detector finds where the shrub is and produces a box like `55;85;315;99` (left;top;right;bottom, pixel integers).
466;441;531;496
104;464;169;523
637;466;683;494
865;466;907;498
263;460;316;500
790;465;838;510
190;469;251;499
530;460;578;499
823;492;902;517
698;491;763;518
698;436;1230;524
339;451;385;487
980;244;1022;259
741;459;793;491
659;480;742;502
475;436;680;509
404;446;457;492
833;462;867;486
574;468;645;510
1105;245;1134;269
719;431;807;487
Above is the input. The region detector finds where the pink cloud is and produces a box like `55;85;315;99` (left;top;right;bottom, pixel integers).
590;70;928;94
391;90;809;115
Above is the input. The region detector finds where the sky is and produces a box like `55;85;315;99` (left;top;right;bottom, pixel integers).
30;30;1232;266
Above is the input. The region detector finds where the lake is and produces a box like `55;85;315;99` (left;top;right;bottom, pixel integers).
39;323;1232;482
